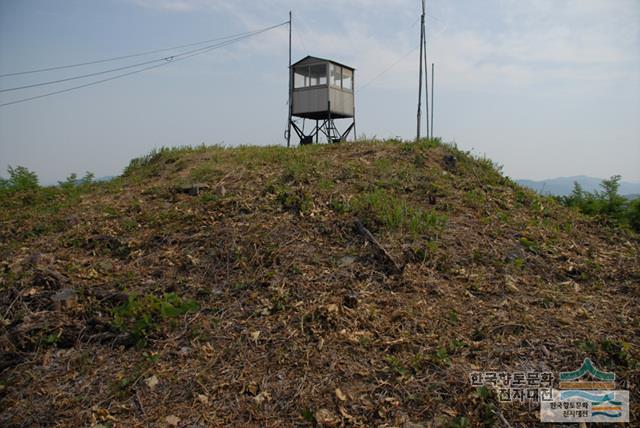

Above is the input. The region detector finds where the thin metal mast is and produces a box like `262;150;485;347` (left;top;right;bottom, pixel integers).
431;62;434;139
416;0;425;141
287;11;292;147
423;2;429;140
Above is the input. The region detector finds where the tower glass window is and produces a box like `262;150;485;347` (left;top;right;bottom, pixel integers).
294;64;327;88
342;68;353;91
294;66;307;88
330;63;342;88
309;64;327;86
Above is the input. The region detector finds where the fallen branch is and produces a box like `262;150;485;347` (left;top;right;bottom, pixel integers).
354;220;403;274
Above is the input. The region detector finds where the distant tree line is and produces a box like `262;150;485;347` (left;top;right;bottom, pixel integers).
0;165;94;193
0;166;96;207
557;175;640;233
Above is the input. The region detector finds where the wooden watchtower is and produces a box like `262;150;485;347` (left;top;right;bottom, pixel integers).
287;56;356;145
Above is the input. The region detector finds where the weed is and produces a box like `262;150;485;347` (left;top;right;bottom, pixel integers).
513;257;524;269
201;193;221;204
329;196;351;214
318;178;334;192
270;292;289;313
275;187;313;214
190;164;217;182
519;237;539;254
281;156;313;184
122;218;138;232
447;416;470;428
464;190;486;209
432;346;451;366
385;355;410;379
297;408;316;424
473;386;498;426
576;339;598;354
515;189;529;206
352;189;446;237
600;340;637;369
111;292;198;346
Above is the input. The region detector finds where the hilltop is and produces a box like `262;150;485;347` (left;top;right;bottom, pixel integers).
1;140;638;427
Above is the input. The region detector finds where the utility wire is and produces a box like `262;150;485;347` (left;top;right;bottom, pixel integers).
359;44;419;91
292;25;308;54
357;15;421;92
0;21;289;108
0;27;278;78
0;22;288;93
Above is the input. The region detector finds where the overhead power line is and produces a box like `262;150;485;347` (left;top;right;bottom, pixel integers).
358;15;421;92
0;22;288;93
0;27;279;78
359;44;419;91
0;21;289;108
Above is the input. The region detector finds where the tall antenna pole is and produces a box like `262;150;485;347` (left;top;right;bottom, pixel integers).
287;11;292;148
431;62;434;139
423;2;429;140
416;0;425;141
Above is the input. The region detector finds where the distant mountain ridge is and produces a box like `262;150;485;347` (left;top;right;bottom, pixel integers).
516;175;640;197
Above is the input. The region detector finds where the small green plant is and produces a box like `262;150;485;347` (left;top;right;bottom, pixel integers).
512;257;524;269
275;187;313;214
519;237;539;253
447;416;470;428
432;346;451;366
318;178;334;191
352;189;446;237
576;339;598;354
600;339;637;369
385;355;410;378
301;408;315;423
473;386;498;426
201;193;221;204
281;157;311;183
515;189;529;206
464;190;485;208
329;196;351;214
189;164;216;181
112;292;198;346
44;330;62;346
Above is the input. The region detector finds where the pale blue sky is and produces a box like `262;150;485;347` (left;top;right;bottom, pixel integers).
1;0;639;183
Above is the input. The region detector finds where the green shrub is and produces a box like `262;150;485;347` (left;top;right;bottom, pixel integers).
559;176;639;232
627;199;640;232
1;165;39;192
58;171;94;192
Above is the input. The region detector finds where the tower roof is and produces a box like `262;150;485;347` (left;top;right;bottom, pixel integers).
291;55;355;71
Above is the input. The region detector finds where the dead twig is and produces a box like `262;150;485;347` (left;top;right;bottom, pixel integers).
354;220;403;274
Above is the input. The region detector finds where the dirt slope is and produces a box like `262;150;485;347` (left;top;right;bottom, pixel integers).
1;140;638;427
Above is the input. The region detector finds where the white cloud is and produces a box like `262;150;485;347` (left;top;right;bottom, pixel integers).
127;0;639;92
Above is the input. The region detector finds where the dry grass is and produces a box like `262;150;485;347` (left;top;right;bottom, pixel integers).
1;140;638;427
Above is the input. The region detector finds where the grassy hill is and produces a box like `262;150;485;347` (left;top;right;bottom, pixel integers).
1;140;638;426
